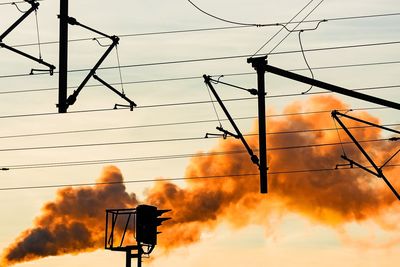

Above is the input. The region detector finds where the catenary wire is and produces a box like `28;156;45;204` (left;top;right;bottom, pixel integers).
2;133;399;170
0;0;43;6
251;0;317;57
0;117;397;139
0;136;392;153
1;39;400;80
1;58;400;95
0;165;399;191
8;12;400;49
266;0;326;55
0;94;391;119
186;0;268;27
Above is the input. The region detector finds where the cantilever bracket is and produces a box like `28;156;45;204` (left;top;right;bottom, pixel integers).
93;74;136;111
203;74;260;167
205;126;240;139
332;110;400;200
0;0;55;74
64;17;135;110
207;77;259;96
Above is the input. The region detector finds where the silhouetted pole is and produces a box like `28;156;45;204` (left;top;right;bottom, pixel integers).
58;0;68;113
126;250;131;267
138;245;142;267
248;56;268;194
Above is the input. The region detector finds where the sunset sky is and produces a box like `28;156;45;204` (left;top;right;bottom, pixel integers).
0;0;399;266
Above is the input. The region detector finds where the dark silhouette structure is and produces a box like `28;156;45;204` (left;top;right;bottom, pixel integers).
0;0;55;75
263;59;399;199
203;56;269;194
58;0;136;112
105;205;171;267
332;110;400;200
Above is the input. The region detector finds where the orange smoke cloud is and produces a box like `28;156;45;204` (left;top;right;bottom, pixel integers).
1;166;138;266
1;96;399;265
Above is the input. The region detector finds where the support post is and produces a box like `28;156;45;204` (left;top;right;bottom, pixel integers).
58;0;69;113
126;249;131;267
137;244;142;267
248;56;268;194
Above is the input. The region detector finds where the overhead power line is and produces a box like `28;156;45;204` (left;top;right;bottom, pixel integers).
0;136;391;153
2;59;400;95
7;12;400;49
0;0;43;6
186;0;278;27
1;164;399;191
2;133;399;170
0;92;389;120
1;39;399;80
0;113;397;140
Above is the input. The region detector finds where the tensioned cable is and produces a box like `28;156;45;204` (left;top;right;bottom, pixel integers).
333;116;347;156
7;12;400;49
0;137;391;153
2;58;400;94
3;136;399;170
1;165;399;191
1;40;400;79
205;78;223;127
34;9;42;59
186;0;268;27
0;97;390;119
251;0;319;57
0;0;42;6
266;0;326;56
0;116;397;139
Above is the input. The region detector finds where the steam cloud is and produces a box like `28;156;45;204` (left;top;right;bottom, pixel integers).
1;96;399;265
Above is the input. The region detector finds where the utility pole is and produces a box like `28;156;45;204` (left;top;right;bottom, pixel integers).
248;56;268;194
58;0;68;113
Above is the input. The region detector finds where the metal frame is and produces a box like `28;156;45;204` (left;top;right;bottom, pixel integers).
59;15;136;111
202;55;269;194
0;0;55;74
332;110;400;200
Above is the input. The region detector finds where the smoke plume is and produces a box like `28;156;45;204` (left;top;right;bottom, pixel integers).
1;96;399;265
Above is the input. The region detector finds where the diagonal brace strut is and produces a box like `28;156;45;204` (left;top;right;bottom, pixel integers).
65;17;135;110
332;110;400;200
0;0;55;74
203;75;260;167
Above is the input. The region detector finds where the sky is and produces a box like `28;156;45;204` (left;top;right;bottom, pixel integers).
0;0;399;266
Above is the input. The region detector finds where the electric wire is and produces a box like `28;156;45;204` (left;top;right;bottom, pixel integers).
205;78;223;126
333;116;347;156
187;0;267;27
0;92;392;119
251;0;316;57
276;18;328;94
0;0;43;6
2;57;400;94
267;0;326;56
0;86;391;119
1;40;400;80
1;134;399;170
0;136;391;153
34;9;42;59
1;136;399;170
298;30;314;94
5;12;400;49
1;164;399;191
0;113;397;140
115;45;125;94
